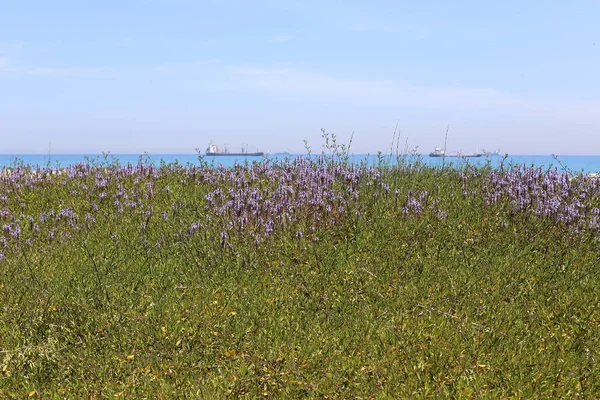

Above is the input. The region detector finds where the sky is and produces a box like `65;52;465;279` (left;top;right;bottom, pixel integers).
1;0;599;155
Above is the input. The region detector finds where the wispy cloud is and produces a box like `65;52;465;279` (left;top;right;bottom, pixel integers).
3;57;600;122
222;65;600;120
225;65;520;109
270;34;293;43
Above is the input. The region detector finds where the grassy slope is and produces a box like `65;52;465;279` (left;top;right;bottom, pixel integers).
1;159;599;398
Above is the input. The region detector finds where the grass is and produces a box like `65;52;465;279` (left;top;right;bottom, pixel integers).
0;152;599;398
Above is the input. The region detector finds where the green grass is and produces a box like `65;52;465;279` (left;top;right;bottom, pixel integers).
1;157;599;398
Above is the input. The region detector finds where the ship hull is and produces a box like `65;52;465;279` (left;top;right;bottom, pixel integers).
429;153;482;158
206;152;265;157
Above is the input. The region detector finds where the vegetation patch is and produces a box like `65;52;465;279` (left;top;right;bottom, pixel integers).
1;149;599;398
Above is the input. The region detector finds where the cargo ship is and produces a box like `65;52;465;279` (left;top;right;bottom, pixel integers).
429;147;483;158
205;143;265;157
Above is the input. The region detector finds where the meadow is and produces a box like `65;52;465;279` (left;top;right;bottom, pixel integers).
1;147;600;398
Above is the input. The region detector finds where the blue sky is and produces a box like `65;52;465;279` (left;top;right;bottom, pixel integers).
1;0;599;154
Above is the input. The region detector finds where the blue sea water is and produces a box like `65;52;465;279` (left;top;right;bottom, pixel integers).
1;153;600;173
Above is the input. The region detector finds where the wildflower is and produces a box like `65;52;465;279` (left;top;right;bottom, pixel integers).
188;222;201;236
146;181;155;197
220;231;228;249
10;225;20;238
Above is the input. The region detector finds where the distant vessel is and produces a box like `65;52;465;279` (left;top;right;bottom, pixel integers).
429;147;483;158
205;143;265;157
483;149;501;156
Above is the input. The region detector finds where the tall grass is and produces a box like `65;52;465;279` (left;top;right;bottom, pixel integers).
1;149;599;398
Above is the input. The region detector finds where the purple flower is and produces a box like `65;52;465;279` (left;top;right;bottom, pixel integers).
9;225;20;238
188;222;201;236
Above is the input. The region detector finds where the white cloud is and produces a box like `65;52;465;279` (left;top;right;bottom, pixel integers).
212;64;600;126
2;58;599;154
3;57;600;123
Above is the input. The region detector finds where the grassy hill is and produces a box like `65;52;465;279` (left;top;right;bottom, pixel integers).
1;154;599;398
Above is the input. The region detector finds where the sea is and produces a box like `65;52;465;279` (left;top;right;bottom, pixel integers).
1;154;600;174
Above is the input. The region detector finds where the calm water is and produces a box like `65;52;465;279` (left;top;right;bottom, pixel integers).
1;153;600;173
